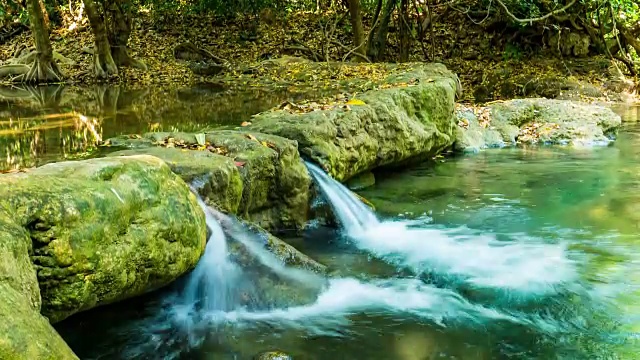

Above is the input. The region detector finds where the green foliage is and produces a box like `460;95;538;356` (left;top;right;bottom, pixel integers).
503;42;523;60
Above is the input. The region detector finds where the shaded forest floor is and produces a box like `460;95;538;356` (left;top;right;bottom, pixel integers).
1;9;638;104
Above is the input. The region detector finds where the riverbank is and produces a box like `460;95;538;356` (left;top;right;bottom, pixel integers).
1;11;637;104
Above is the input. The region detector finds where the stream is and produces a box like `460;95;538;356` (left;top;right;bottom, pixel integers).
2;86;640;359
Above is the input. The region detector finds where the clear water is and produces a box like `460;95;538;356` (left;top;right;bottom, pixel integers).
23;97;640;359
0;84;336;171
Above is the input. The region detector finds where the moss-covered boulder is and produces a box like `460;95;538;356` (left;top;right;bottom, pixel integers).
0;211;78;359
0;155;207;323
106;130;311;231
110;147;243;214
455;99;622;151
248;63;459;181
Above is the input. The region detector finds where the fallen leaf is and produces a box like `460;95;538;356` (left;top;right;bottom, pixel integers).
241;121;252;127
195;133;206;146
234;161;246;167
346;99;366;106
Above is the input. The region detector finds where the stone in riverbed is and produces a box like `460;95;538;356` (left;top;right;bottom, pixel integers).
253;350;293;360
106;130;312;231
455;99;622;152
248;63;459;181
110;147;243;214
0;155;207;323
0;210;78;359
346;171;376;190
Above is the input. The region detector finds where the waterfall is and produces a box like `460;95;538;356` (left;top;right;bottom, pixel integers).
178;195;243;317
305;162;577;295
305;161;379;235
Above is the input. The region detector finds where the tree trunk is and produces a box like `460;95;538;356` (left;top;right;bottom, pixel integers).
24;0;62;82
83;0;118;78
367;0;397;61
399;0;410;62
346;0;366;57
106;0;147;70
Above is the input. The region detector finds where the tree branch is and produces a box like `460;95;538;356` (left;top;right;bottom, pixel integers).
495;0;577;24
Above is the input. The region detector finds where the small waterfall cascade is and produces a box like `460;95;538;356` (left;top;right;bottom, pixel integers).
179;195;242;315
305;161;577;294
305;161;379;235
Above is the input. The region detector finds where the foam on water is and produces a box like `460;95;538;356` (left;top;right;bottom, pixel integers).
209;277;561;337
306;161;577;294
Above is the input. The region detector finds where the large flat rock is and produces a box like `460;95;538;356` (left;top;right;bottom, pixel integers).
248;63;459;181
455;99;622;152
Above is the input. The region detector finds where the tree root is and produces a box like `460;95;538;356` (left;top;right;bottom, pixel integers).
0;58;63;83
92;51;118;79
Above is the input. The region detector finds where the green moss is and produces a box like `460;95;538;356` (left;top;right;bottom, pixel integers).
0;155;207;323
110;147;244;214
249;63;458;181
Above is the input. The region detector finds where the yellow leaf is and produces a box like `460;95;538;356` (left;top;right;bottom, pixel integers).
346;99;366;106
245;134;258;142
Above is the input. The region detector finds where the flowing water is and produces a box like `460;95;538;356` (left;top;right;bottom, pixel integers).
3;89;638;359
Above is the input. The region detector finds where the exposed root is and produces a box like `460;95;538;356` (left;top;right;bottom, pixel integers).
0;57;63;83
113;48;148;71
92;51;118;79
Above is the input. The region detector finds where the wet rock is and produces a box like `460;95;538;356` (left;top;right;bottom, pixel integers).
106;130;311;231
455;99;622;151
188;62;225;76
248;63;459;181
241;221;327;274
254;351;293;360
0;155;207;322
346;171;376;190
110;147;243;214
0;211;78;359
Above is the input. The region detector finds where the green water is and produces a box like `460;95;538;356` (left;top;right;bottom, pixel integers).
3;86;640;359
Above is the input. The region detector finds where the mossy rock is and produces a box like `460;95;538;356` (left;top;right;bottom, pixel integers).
346;171;375;190
106;130;312;231
0;211;78;359
249;63;459;181
0;155;207;323
109;147;243;214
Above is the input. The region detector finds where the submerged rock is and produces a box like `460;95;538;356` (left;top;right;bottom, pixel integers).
0;211;78;359
0;155;207;323
240;221;327;274
107;130;311;231
346;171;376;190
248;63;459;181
254;350;293;360
455;99;622;152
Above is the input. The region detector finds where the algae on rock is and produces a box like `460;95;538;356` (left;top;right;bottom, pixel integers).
0;211;78;359
249;63;459;181
0;155;207;323
107;130;312;231
110;147;244;214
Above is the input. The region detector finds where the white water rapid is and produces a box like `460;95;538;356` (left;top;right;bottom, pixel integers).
173;191;547;334
305;161;577;294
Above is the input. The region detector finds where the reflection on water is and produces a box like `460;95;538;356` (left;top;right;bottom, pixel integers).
51;106;640;359
0;84;335;171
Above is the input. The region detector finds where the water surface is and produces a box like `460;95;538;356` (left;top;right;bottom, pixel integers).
7;92;639;359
